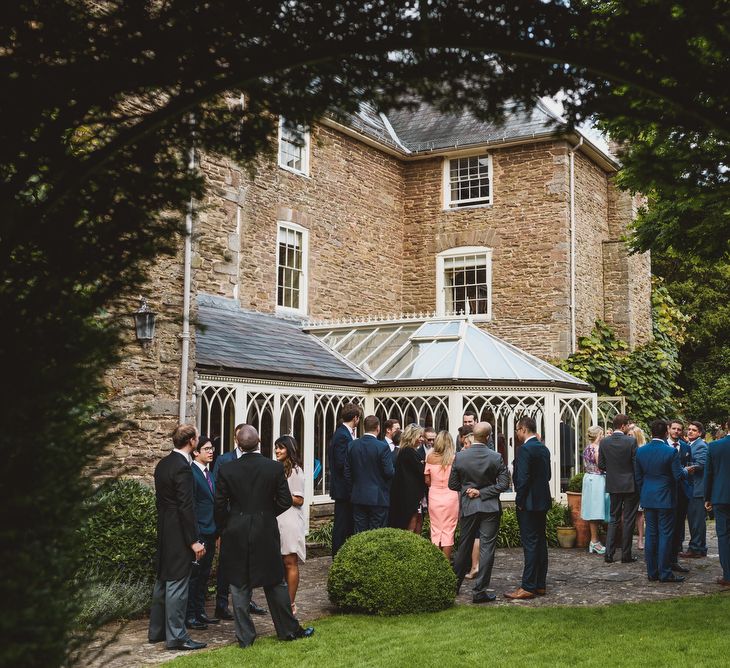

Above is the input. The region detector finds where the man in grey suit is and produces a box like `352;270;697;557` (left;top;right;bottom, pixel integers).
449;422;510;603
598;413;639;563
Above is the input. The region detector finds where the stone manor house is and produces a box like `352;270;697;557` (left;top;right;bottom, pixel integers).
109;99;651;522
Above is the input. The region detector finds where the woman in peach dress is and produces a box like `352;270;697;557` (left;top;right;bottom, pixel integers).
424;431;460;560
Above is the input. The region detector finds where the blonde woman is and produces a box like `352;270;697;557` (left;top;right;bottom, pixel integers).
581;425;609;554
628;424;647;549
424;431;460;559
388;424;426;533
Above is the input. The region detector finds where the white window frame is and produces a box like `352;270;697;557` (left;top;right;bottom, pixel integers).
442;151;493;209
435;246;493;320
277;117;310;177
276;221;309;316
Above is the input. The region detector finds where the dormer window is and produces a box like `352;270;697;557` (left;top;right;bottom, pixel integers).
443;154;492;208
278;118;310;176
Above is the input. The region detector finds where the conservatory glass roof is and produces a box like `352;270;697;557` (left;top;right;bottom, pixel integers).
309;318;590;387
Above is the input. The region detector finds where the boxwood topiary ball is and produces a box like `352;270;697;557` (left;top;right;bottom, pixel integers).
327;528;456;615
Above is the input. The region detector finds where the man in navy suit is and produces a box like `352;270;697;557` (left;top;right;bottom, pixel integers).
505;415;551;600
211;423;267;620
704;430;730;587
680;421;708;558
328;403;362;557
186;437;220;629
635;420;688;583
345;415;394;532
667;419;692;572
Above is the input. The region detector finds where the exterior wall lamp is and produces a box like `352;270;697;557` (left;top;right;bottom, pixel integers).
133;297;156;345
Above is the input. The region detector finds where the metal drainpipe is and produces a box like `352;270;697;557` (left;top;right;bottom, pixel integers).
178;143;195;423
568;137;584;354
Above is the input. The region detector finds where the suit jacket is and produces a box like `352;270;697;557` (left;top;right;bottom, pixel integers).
667;438;692;498
598;431;638;493
688;438;708;498
328;424;353;501
388;447;426;528
513;437;552;511
345;434;394;507
212;448;238;482
704;435;730;505
153;451;198;581
214;452;291;588
191;463;216;535
448;443;510;516
635;439;686;509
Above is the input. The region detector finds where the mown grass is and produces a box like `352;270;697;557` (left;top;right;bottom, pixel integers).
166;593;730;667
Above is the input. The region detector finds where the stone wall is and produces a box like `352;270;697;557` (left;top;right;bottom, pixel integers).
401;141;573;359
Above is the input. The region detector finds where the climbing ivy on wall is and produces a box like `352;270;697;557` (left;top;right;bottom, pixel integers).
559;280;689;426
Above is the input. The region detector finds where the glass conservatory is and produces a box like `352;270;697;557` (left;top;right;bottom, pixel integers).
195;295;625;523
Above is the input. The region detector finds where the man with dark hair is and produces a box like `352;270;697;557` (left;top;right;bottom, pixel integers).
505;415;551;600
704;427;730;587
667;419;692;572
420;427;437;459
598;413;640;564
345;415;394;532
328;402;362;557
215;425;314;647
148;425;207;651
680;421;708;558
635;420;688;582
383;419;401;454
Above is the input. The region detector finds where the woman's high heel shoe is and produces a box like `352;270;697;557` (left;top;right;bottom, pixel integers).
589;541;606;555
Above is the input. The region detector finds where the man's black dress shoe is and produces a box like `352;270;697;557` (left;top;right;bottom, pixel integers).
285;626;315;641
472;592;497;603
249;600;268;615
198;613;220;624
647;576;658;582
660;574;685;583
214;607;234;620
671;563;690;573
166;639;207;651
621;556;639;563
185;619;208;630
604;557;615;563
148;636;165;644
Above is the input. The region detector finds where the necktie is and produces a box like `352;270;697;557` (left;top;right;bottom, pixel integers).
204;468;213;493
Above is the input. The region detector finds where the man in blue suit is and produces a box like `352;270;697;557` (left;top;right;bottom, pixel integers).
186;437;220;629
667;419;692;571
635;420;688;583
680;421;708;558
505;415;551;600
327;403;362;557
704;430;730;587
345;415;394;532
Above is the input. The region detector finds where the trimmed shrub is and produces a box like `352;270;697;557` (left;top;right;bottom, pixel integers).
567;473;585;493
77;478;157;585
328;528;456;615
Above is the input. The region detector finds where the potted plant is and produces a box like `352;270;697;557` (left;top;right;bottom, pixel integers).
556;505;577;548
566;472;590;548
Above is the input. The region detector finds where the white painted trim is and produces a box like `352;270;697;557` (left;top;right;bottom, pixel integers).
442;152;493;210
277;117;311;177
275;220;309;317
435;246;493;320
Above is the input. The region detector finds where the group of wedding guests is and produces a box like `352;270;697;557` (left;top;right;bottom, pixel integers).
579;414;730;587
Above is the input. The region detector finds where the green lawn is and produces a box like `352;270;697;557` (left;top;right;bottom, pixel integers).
166;594;730;667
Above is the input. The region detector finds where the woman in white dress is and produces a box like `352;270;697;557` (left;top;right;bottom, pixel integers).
274;435;306;615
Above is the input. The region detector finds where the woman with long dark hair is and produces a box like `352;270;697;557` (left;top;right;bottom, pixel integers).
274;435;306;615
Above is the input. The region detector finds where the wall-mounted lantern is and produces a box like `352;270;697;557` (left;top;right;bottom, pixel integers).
133;297;156;345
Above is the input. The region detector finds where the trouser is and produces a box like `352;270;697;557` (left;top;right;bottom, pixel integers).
671;492;689;561
353;504;389;533
686;497;708;555
187;533;216;620
332;499;354;557
148;572;191;647
715;504;730;580
453;511;500;595
216;539;230;611
517;510;548;593
230;580;300;648
606;491;640;560
644;508;674;581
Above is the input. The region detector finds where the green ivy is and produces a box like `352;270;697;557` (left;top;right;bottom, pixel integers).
559;280;689;425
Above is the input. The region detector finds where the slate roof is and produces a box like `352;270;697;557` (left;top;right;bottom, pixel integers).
195;295;370;384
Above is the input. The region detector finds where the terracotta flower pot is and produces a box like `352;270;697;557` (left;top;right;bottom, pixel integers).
566;491;590;548
556;526;577;548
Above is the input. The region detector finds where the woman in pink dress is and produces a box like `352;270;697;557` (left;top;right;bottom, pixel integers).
424;431;460;560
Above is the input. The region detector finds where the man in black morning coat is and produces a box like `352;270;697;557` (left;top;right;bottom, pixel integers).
214;425;314;648
148;425;207;651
